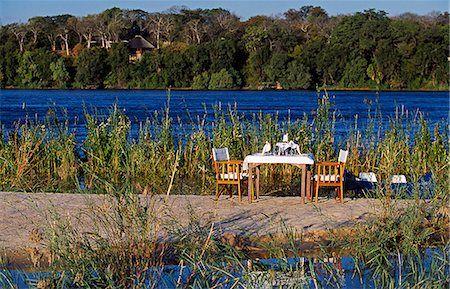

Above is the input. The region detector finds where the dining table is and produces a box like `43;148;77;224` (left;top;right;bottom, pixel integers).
243;153;315;204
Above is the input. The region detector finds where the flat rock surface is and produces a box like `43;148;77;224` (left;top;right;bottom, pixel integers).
1;192;382;255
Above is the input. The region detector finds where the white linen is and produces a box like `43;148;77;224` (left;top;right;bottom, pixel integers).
391;175;407;183
359;172;377;182
243;153;315;170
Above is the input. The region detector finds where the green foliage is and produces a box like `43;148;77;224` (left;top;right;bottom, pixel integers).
244;47;270;87
209;39;241;73
265;51;289;83
16;49;57;88
191;71;210;89
104;42;130;88
0;7;448;90
0;38;19;87
208;68;235;89
340;56;369;88
75;47;108;88
184;43;211;76
281;60;311;89
49;58;70;88
242;26;269;52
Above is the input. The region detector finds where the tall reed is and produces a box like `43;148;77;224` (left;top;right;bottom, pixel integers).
0;90;447;198
43;188;166;288
339;186;450;288
0;109;78;192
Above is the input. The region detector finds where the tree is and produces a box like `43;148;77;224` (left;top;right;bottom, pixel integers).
144;13;174;49
79;15;96;48
27;16;46;44
209;68;234;89
414;25;449;88
123;9;149;36
293;38;326;86
105;43;130;88
0;37;20;87
340;57;369;88
128;50;163;88
50;57;70;88
209;39;239;72
281;60;311;89
95;8;127;48
75;47;109;88
160;49;191;87
185;19;203;44
244;47;270;87
41;15;72;52
10;23;27;52
17;49;57;88
191;71;210;89
56;18;72;56
184;43;211;75
66;16;83;45
206;9;241;39
242;25;268;52
265;51;289;84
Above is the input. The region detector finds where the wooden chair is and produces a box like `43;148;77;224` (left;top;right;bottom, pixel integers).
212;148;247;202
314;149;348;204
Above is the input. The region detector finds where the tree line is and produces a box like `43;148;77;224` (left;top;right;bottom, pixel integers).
0;6;448;90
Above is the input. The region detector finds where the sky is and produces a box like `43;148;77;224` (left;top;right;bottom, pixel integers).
0;0;448;25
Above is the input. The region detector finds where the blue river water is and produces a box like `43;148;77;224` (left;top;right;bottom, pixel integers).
0;89;448;141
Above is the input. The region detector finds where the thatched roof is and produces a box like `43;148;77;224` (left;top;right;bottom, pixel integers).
128;35;155;49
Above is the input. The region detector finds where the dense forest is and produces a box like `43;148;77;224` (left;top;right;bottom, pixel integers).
0;6;448;90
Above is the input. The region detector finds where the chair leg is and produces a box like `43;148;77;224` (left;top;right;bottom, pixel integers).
237;182;241;202
315;181;319;203
217;185;226;200
340;182;344;204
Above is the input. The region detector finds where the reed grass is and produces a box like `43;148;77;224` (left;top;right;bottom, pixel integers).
0;109;79;192
338;186;450;288
40;189;166;288
0;90;448;198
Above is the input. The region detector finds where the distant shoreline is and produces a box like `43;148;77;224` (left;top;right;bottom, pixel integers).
2;86;448;93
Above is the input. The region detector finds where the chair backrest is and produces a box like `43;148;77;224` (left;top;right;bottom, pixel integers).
338;149;348;163
392;175;407;184
212;148;230;162
359;172;377;182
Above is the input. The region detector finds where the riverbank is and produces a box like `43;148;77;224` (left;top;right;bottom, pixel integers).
1;192;386;267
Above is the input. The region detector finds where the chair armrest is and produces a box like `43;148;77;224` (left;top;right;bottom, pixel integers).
226;160;243;165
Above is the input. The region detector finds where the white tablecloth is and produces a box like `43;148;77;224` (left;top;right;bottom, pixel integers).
243;153;315;170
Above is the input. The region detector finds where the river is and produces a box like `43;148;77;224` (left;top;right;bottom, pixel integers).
1;89;448;141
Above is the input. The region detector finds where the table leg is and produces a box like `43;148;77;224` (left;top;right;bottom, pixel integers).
306;170;311;201
248;164;253;203
256;166;260;199
301;165;306;204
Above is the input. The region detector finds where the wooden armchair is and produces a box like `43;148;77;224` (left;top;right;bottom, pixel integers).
212;148;247;202
314;150;348;204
